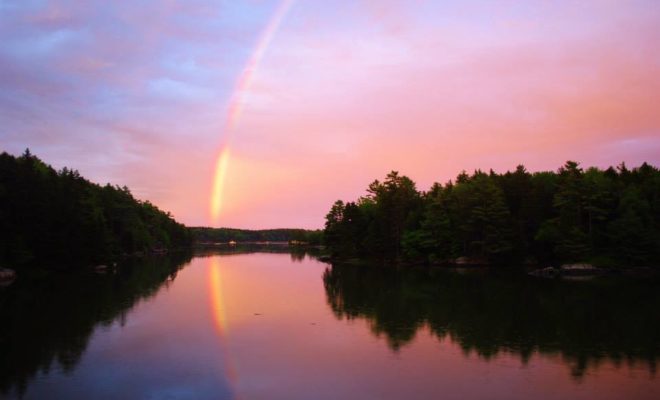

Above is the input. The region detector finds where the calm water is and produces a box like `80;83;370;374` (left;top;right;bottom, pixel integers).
1;250;659;399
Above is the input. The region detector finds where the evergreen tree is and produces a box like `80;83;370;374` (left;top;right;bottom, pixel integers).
324;161;660;267
0;151;191;269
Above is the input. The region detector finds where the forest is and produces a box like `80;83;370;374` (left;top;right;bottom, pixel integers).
191;227;323;245
324;161;660;267
0;150;191;269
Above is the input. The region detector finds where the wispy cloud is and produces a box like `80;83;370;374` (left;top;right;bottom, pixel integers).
1;0;659;228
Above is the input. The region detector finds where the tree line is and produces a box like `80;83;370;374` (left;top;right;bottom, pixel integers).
324;161;660;267
191;227;323;245
0;150;191;269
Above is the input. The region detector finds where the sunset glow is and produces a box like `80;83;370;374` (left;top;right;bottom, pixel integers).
1;1;659;228
3;2;660;399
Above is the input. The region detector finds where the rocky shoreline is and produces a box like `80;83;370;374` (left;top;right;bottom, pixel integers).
528;263;659;279
318;255;658;279
0;268;17;287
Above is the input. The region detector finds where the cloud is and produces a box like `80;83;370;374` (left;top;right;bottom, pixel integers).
213;0;660;227
148;78;216;102
1;0;659;228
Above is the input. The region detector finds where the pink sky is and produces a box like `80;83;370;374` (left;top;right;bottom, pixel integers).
1;0;659;228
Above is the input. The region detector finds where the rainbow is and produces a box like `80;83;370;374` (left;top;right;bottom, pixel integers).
210;0;295;223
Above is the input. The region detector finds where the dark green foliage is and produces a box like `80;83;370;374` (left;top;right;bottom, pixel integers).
191;227;323;245
324;162;660;266
324;171;423;260
0;150;191;269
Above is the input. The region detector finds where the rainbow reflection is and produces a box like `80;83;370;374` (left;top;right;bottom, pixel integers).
208;257;238;392
209;257;229;335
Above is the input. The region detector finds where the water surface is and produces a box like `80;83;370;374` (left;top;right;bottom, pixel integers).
1;250;658;399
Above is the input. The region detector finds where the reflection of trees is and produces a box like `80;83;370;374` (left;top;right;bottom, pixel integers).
194;245;320;262
195;245;322;264
0;251;193;398
323;264;660;379
290;249;307;263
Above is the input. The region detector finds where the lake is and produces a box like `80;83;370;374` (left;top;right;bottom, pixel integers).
1;249;659;399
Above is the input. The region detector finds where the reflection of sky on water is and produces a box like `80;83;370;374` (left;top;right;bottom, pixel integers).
17;260;234;400
7;253;660;400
